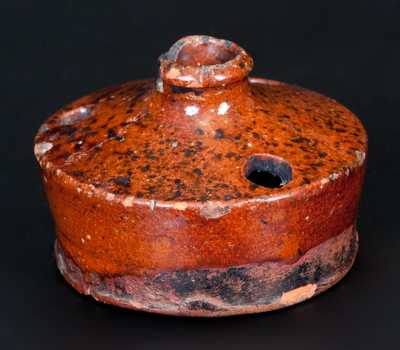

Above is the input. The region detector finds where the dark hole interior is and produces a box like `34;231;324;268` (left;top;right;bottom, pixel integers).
245;155;292;188
176;41;239;67
246;170;284;188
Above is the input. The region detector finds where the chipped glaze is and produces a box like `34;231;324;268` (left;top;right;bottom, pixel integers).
34;35;367;316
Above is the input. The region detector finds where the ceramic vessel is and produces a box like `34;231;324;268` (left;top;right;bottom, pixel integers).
34;35;367;316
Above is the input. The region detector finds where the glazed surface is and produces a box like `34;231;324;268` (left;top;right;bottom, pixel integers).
34;35;367;315
34;78;367;202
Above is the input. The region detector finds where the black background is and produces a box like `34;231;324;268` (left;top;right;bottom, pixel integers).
2;1;399;349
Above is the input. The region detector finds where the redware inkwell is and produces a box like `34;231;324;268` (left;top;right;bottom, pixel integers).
34;35;367;316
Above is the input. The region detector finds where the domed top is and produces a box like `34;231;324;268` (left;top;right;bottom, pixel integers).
34;35;367;204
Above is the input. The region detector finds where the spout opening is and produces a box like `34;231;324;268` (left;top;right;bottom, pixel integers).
159;35;253;89
175;40;240;67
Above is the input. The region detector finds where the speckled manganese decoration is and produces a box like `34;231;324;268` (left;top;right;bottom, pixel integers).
34;35;367;316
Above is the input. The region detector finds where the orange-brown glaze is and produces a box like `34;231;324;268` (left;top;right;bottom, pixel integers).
35;78;366;201
34;35;367;315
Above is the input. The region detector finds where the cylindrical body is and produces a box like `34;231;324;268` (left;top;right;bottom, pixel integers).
35;35;367;316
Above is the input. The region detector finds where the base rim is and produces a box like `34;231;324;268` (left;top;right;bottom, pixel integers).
55;226;358;317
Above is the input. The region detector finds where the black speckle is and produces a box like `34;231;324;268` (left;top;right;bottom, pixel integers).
184;149;194;157
302;177;311;185
225;151;237;158
291;136;309;144
200;194;209;201
195;128;205;136
193;168;203;176
112;176;130;187
325;120;334;129
214;128;225;139
127;149;140;161
145;151;157;160
71;170;84;177
174;179;183;188
214;153;223;160
141;164;150;172
319;151;327;158
224;194;233;200
107;128;117;138
169;190;181;200
56;125;78;137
